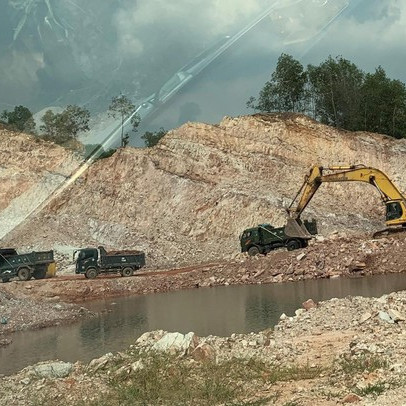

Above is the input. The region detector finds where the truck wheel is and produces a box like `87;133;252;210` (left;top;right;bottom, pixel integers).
286;240;301;251
17;267;31;281
2;278;10;283
248;246;260;256
85;268;98;279
121;267;134;277
301;240;309;248
33;269;47;280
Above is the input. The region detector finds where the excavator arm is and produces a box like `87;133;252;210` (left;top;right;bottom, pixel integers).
285;164;406;238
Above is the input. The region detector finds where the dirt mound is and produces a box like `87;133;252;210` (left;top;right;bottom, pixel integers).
1;114;405;267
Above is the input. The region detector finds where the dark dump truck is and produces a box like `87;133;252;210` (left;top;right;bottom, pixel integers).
0;248;55;282
240;219;317;256
74;246;146;279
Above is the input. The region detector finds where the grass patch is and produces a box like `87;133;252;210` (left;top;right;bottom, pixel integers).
355;382;386;397
86;354;323;405
338;354;388;375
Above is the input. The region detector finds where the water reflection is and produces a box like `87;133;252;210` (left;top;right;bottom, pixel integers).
79;297;148;350
1;273;406;375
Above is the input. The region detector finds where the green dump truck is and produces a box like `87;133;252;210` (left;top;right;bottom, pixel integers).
74;246;146;279
0;248;55;282
240;219;317;256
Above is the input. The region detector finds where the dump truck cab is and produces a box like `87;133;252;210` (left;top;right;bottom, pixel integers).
74;246;146;279
74;248;98;275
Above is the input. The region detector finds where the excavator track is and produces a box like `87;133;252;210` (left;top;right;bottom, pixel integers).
372;226;406;239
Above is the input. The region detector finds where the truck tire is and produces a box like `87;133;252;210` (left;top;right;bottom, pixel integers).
286;240;301;251
2;278;10;283
301;239;309;248
248;246;260;256
33;268;47;280
121;267;134;277
18;267;31;281
85;268;98;279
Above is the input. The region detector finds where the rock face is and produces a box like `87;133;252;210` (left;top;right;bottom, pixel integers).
0;127;80;240
1;114;406;267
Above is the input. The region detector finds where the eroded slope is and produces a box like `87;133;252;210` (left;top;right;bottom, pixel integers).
2;114;406;267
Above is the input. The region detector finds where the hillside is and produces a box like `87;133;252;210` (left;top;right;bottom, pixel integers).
0;127;80;240
1;114;406;267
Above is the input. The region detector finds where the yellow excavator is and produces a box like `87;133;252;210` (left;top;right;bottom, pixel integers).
285;164;406;238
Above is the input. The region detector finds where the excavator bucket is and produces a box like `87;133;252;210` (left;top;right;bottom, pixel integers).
284;218;313;240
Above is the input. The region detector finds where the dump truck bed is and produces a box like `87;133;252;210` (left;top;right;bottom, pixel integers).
0;250;54;270
100;251;146;268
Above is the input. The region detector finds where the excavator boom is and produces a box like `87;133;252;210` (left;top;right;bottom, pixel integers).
287;164;406;234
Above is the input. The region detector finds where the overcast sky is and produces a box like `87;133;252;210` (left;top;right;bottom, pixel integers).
1;0;405;117
303;0;406;81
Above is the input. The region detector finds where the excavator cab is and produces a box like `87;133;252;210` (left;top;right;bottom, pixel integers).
385;201;404;222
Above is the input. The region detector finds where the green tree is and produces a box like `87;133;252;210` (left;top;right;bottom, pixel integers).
247;53;307;113
40;105;90;144
307;56;364;130
248;53;406;138
141;128;167;147
361;67;406;138
108;94;140;147
1;105;36;134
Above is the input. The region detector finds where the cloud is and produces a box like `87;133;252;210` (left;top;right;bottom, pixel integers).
303;0;406;80
113;0;264;58
2;0;406;112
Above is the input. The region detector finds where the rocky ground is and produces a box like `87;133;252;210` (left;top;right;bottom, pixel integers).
1;286;406;405
0;288;92;347
1;115;406;404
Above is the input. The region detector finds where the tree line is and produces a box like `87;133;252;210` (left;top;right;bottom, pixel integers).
0;95;166;155
247;54;406;139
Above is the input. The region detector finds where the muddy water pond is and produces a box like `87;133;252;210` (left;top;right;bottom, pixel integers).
2;273;406;375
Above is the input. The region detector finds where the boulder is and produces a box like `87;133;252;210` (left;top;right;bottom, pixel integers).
296;253;306;261
302;299;317;310
378;311;394;324
191;343;216;362
152;332;199;355
359;312;373;324
87;353;114;372
342;393;362;403
33;361;73;378
388;309;405;322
